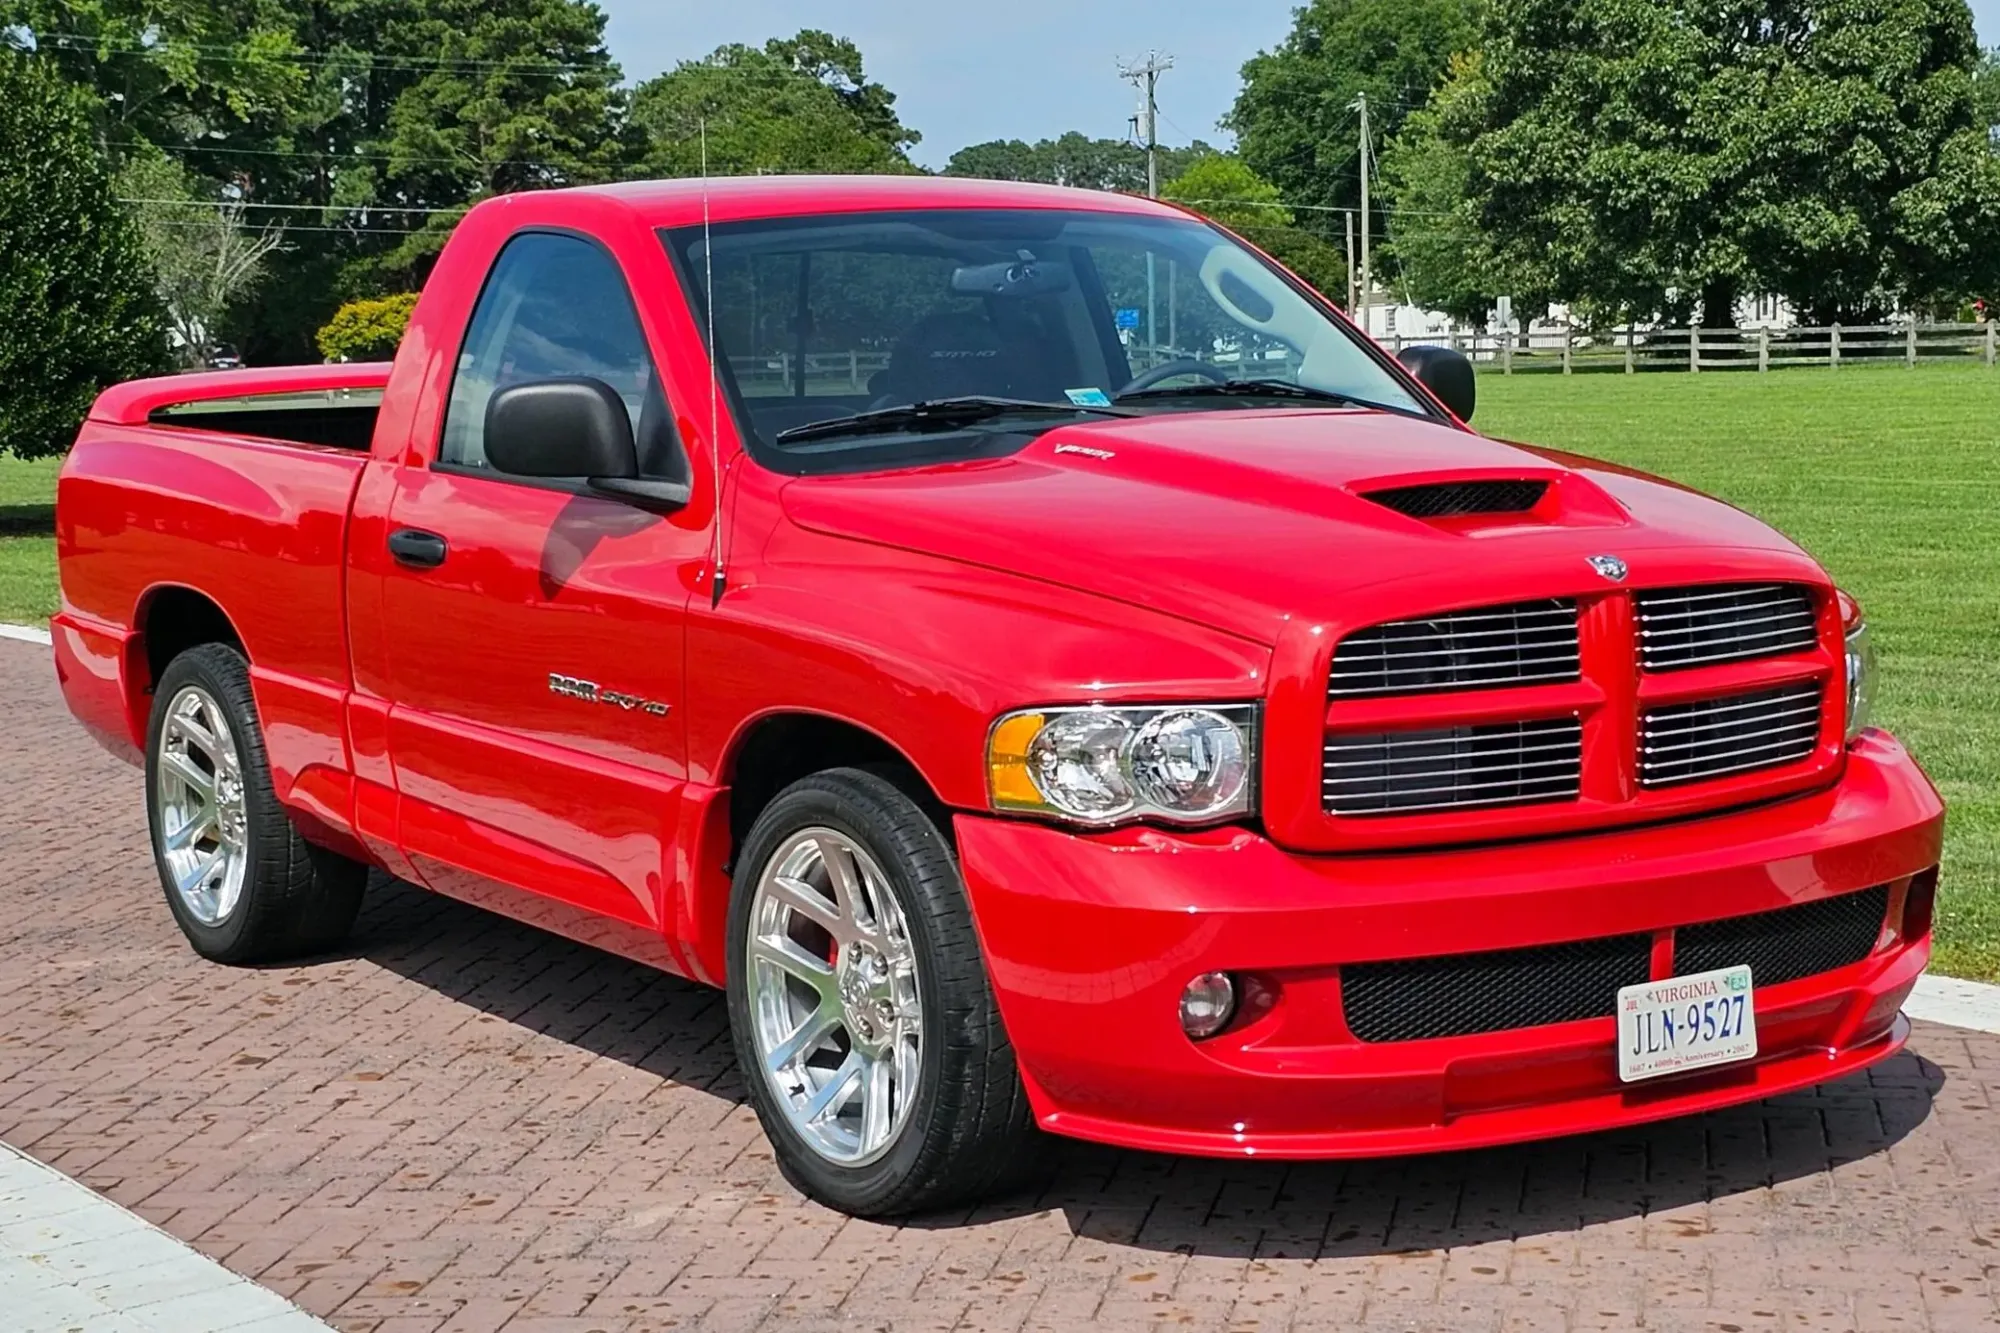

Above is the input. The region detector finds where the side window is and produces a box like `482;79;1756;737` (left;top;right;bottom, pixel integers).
439;232;686;480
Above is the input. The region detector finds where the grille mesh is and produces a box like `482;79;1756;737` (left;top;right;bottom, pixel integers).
1674;885;1888;985
1342;933;1652;1042
1362;479;1550;519
1323;717;1582;816
1638;584;1818;671
1341;884;1892;1044
1640;682;1822;788
1329;600;1580;700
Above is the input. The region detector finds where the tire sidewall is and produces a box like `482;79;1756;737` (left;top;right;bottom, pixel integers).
145;647;262;959
726;776;959;1215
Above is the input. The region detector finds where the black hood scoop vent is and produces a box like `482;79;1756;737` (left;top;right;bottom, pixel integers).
1361;478;1551;520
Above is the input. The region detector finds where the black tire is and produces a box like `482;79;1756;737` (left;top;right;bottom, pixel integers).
726;768;1037;1216
144;643;366;964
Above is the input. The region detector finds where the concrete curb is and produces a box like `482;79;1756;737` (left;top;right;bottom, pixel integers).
0;1141;332;1331
0;622;52;646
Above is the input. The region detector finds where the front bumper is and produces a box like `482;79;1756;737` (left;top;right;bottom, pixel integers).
954;731;1943;1159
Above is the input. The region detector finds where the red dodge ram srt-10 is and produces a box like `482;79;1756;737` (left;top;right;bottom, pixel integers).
54;176;1943;1217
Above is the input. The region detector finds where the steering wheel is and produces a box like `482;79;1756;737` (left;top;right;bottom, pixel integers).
1119;359;1232;395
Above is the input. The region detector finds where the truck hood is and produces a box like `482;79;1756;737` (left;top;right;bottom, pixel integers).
780;408;1825;646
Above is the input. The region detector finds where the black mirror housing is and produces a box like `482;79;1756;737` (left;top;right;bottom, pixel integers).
1395;345;1477;423
484;377;639;480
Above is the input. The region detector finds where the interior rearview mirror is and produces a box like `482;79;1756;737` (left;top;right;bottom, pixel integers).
1395;344;1477;423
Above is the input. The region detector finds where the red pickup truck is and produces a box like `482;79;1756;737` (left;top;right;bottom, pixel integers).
54;176;1942;1217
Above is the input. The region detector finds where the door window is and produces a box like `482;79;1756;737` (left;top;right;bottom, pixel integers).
440;232;686;480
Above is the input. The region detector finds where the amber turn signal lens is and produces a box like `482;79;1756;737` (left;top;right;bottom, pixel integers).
986;711;1047;811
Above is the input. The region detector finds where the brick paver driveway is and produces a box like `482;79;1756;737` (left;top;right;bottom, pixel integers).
2;638;1996;1332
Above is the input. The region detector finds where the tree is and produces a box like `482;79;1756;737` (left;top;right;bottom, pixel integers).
1227;0;1484;220
317;292;419;361
945;133;1217;193
8;0;640;362
1375;53;1509;324
1436;0;2000;326
1162;153;1349;300
119;151;287;363
0;51;169;460
634;30;916;177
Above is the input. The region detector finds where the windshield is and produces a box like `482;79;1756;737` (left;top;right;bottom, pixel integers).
665;208;1428;473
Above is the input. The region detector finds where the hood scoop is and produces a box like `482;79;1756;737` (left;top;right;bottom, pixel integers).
1360;478;1551;520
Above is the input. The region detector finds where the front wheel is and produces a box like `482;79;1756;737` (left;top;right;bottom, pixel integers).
726;769;1036;1216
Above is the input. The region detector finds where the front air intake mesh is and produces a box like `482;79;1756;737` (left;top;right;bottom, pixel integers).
1673;885;1889;985
1362;479;1550;519
1342;932;1653;1042
1329;600;1580;700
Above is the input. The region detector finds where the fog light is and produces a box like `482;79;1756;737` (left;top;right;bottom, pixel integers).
1180;971;1237;1040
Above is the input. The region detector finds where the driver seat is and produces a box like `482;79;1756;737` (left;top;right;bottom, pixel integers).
869;309;1059;405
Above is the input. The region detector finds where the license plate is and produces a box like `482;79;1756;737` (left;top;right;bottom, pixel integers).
1616;964;1758;1083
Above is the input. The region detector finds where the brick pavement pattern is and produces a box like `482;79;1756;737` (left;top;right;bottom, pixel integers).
1;638;1995;1333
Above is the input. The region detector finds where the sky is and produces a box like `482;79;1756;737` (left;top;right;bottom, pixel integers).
603;2;2000;172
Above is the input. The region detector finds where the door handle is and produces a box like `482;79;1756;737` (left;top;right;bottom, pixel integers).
387;528;448;569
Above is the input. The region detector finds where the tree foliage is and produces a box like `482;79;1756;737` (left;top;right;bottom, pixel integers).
119;150;287;362
316;292;419;361
1162;153;1350;301
7;0;639;362
633;29;917;177
1227;0;1484;220
944;133;1215;193
0;50;170;460
1422;0;2000;325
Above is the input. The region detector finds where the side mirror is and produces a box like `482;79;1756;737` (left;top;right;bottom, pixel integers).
1395;344;1477;423
484;377;690;509
485;377;639;480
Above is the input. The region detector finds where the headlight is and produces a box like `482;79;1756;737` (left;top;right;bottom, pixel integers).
987;704;1256;826
1841;591;1874;743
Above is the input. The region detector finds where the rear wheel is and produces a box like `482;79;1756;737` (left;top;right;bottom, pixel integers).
145;644;366;963
727;768;1036;1216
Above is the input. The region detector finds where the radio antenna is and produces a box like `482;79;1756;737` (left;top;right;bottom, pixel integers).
702;118;727;607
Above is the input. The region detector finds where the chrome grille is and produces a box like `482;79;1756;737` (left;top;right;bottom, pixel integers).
1640;683;1822;788
1323;717;1582;816
1328;600;1580;700
1638;584;1818;671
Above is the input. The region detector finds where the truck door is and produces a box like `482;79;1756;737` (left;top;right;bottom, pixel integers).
373;230;709;945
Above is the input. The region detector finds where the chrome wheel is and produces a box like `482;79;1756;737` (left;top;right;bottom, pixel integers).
746;828;923;1167
155;684;249;927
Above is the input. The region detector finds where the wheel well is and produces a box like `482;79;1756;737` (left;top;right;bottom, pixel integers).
138;588;243;693
725;714;950;867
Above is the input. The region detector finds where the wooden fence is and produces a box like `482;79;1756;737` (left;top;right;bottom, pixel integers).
1389;322;2000;374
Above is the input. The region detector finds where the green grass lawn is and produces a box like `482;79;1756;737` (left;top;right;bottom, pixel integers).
2;365;1996;977
1479;366;2000;980
0;455;59;626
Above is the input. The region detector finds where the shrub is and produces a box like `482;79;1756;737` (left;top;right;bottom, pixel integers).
316;293;421;362
0;52;172;460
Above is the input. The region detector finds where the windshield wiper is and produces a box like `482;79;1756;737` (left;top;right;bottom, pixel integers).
1116;378;1386;409
774;396;1132;445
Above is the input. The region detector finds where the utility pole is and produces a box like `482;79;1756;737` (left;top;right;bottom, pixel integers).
1120;51;1174;358
1344;209;1357;313
1352;92;1372;335
1120;51;1174;198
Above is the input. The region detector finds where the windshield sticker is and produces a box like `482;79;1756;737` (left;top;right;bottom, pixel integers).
1064;387;1114;407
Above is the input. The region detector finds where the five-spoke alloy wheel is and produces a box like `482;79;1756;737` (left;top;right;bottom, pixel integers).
727;768;1036;1216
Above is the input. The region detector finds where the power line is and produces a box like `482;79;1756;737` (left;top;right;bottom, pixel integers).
119;196;467;215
